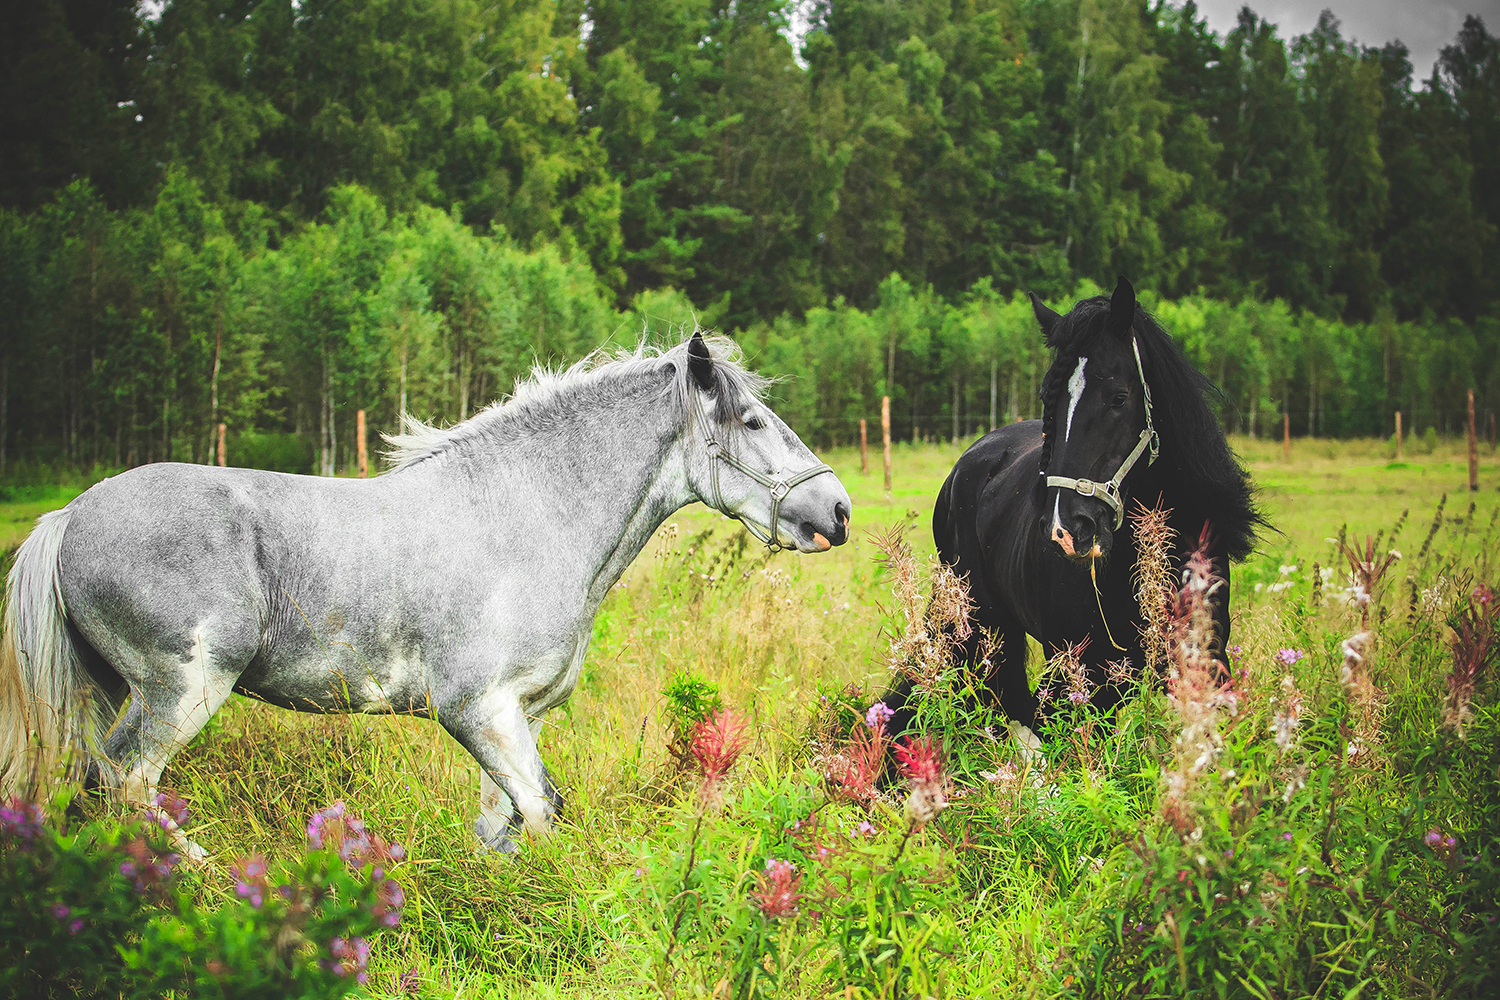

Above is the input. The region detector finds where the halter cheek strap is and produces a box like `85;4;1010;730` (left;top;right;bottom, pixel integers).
692;391;836;552
1045;337;1159;530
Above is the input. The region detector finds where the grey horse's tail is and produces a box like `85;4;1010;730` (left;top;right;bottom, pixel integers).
0;507;107;797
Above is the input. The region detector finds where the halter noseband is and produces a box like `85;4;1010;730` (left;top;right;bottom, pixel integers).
692;390;836;552
1044;336;1159;530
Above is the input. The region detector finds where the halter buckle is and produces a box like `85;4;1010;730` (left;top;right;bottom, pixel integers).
769;480;791;501
1074;478;1097;497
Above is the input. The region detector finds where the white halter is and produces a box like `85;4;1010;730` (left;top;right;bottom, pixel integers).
692;391;835;552
1045;337;1159;530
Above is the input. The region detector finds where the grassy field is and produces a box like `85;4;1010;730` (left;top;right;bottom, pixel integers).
4;436;1499;998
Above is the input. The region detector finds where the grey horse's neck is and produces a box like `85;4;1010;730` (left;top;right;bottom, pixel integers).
392;368;694;610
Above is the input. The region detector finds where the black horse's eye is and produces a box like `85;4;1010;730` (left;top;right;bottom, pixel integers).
745;415;766;431
1112;389;1129;408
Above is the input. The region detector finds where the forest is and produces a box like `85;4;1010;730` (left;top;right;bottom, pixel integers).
2;0;1498;474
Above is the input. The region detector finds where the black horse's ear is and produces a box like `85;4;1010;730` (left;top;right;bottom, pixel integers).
1108;276;1136;338
1030;292;1061;342
686;330;715;392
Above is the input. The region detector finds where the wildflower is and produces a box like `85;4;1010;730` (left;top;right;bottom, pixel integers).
152;790;191;830
1338;632;1381;765
895;736;948;827
750;859;803;919
324;936;371;983
67;918;83;935
51;903;70;920
1281;832;1293;842
1274;648;1304;667
1130;499;1178;672
1425;828;1459;862
232;854;269;909
0;799;45;846
118;836;179;897
1443;583;1496;737
393;970;420;995
690;709;748;786
373;877;406;929
857;820;876;836
1160;529;1233;832
864;701;894;732
1270;675;1303;750
1035;687;1052;703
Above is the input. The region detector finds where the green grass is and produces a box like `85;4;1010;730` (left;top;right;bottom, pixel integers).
5;437;1499;997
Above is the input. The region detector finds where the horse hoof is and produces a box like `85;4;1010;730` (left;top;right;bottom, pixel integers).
474;817;520;854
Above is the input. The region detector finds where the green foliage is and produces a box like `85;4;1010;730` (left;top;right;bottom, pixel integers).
1;789;406;998
660;670;724;749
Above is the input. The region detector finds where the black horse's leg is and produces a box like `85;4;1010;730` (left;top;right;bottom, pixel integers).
988;625;1039;730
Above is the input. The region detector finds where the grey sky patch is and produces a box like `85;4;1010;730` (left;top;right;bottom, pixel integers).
1190;1;1500;83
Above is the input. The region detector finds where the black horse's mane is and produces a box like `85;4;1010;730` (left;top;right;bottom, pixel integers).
1037;296;1265;560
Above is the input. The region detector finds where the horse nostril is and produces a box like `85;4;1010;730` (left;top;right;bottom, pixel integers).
833;502;850;542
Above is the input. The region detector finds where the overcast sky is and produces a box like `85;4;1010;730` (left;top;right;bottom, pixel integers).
1183;1;1499;81
786;2;1500;83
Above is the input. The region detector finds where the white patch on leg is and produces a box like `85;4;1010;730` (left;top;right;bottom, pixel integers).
1008;720;1048;783
1064;357;1088;441
470;687;553;842
121;628;236;862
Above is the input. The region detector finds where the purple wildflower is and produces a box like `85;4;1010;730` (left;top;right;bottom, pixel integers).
1274;648;1305;667
51;903;70;920
68;918;83;935
864;702;895;732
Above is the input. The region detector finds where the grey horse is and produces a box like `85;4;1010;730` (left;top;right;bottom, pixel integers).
0;331;851;854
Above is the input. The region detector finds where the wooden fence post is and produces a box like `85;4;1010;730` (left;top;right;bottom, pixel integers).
357;409;368;479
1283;412;1290;461
881;396;892;492
1395;410;1403;461
1489;411;1496;452
1467;389;1478;492
859;418;868;475
217;423;226;467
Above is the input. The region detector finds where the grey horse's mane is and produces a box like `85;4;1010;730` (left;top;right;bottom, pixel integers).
383;334;770;471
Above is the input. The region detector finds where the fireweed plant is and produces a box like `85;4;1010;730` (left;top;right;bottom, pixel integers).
0;783;407;998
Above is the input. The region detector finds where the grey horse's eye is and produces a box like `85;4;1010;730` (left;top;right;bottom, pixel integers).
745;415;766;431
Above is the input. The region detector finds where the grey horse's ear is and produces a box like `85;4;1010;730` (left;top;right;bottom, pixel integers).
1108;276;1136;338
687;330;715;392
1030;292;1061;343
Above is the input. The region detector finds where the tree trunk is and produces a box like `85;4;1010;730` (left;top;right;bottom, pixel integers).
207;310;221;464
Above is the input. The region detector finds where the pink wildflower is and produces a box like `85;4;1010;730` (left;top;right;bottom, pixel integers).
690;709;749;787
750;859;803;919
895;736;948;827
232;853;269;909
864;701;895;732
1274;648;1304;667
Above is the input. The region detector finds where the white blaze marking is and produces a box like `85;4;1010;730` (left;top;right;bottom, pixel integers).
1051;492;1062;534
1064;357;1088;441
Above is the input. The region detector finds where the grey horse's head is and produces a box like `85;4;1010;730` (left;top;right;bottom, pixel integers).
674;331;851;553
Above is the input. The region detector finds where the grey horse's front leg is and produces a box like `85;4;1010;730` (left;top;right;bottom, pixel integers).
444;690;560;853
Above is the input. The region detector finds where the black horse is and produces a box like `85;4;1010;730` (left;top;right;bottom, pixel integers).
889;277;1263;737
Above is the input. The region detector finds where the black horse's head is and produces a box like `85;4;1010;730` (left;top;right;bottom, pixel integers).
1033;277;1155;563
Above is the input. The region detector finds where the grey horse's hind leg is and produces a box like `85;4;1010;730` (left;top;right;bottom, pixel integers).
98;632;245;860
445;691;557;853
